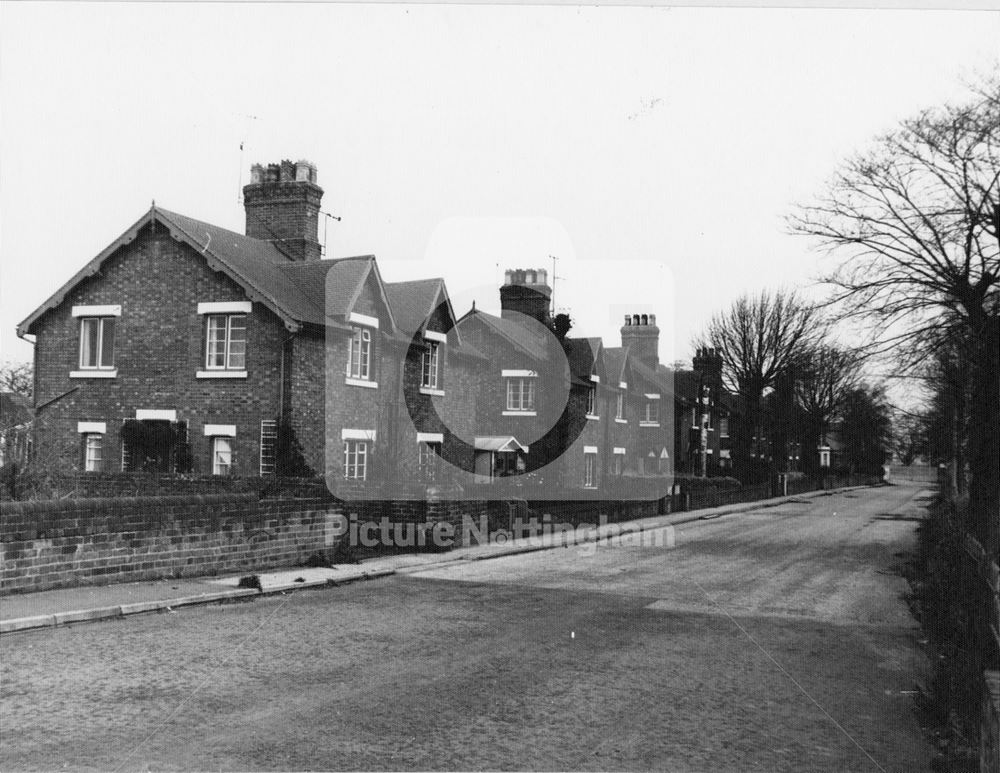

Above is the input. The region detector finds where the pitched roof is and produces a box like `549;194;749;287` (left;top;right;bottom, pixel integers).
456;308;551;361
602;347;629;384
385;278;447;335
17;205;396;336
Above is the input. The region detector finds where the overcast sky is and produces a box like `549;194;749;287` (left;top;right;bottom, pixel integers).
2;4;998;392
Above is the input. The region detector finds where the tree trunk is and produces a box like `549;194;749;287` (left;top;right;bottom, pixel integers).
967;315;1000;560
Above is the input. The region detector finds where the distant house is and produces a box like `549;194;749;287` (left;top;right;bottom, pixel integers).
16;157;736;496
0;392;32;468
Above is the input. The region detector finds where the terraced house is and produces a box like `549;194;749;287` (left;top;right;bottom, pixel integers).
17;158;733;498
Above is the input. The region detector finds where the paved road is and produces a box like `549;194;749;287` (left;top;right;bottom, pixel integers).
0;484;933;772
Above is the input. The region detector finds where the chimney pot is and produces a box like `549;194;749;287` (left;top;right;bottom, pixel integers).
250;164;264;184
624;315;631;326
538;268;548;285
641;314;648;326
649;314;656;326
295;160;312;182
266;164;280;183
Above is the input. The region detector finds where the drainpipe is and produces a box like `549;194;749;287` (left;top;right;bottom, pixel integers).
278;333;296;424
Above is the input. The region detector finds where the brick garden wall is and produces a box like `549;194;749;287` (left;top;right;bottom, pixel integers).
0;493;343;594
0;486;497;594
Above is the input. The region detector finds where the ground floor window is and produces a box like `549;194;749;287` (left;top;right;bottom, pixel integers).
121;419;189;473
84;434;104;472
612;454;623;476
418;441;440;481
211;436;233;475
345;440;368;480
584;453;597;488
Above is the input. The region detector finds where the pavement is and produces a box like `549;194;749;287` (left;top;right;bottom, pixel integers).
0;484;872;635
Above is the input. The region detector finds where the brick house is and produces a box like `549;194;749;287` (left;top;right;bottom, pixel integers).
17;157;734;497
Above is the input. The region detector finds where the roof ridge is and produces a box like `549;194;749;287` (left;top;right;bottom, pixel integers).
155;207;260;244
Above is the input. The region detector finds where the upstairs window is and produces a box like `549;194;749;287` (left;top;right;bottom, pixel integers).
584;453;596;488
586;386;597;417
79;317;115;370
347;328;371;380
206;314;246;371
643;398;660;424
616;391;625;420
421;341;440;389
506;377;535;412
719;416;729;437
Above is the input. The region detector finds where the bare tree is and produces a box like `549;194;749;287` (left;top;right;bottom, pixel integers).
698;290;820;482
790;74;999;548
0;361;32;399
795;344;863;475
790;78;999;359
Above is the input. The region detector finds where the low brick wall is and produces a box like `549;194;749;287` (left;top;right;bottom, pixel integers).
1;494;344;594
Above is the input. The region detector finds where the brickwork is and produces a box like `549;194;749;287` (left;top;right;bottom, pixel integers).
30;226;287;477
0;493;342;594
243;159;323;262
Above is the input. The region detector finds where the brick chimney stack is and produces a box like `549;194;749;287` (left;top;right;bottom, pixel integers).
693;346;723;392
243;159;323;262
620;314;660;370
500;268;552;325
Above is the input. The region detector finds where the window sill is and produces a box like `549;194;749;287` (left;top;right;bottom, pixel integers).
615;418;628;424
71;369;117;379
197;370;247;379
419;387;445;397
586;414;600;421
639;421;660;427
502;410;537;417
345;377;378;389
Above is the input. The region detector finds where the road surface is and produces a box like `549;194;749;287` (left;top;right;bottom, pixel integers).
0;483;933;771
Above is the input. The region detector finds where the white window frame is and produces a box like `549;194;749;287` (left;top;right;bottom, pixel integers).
211;436;234;476
84;433;104;472
615;390;625;421
586;385;598;418
344;440;368;480
417;441;441;481
421;340;440;390
204;313;247;371
719;416;730;438
77;316;116;371
347;327;372;382
505;376;536;413
641;397;660;425
584;451;597;488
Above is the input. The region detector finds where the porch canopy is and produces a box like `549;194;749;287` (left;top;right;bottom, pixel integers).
474;436;529;453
